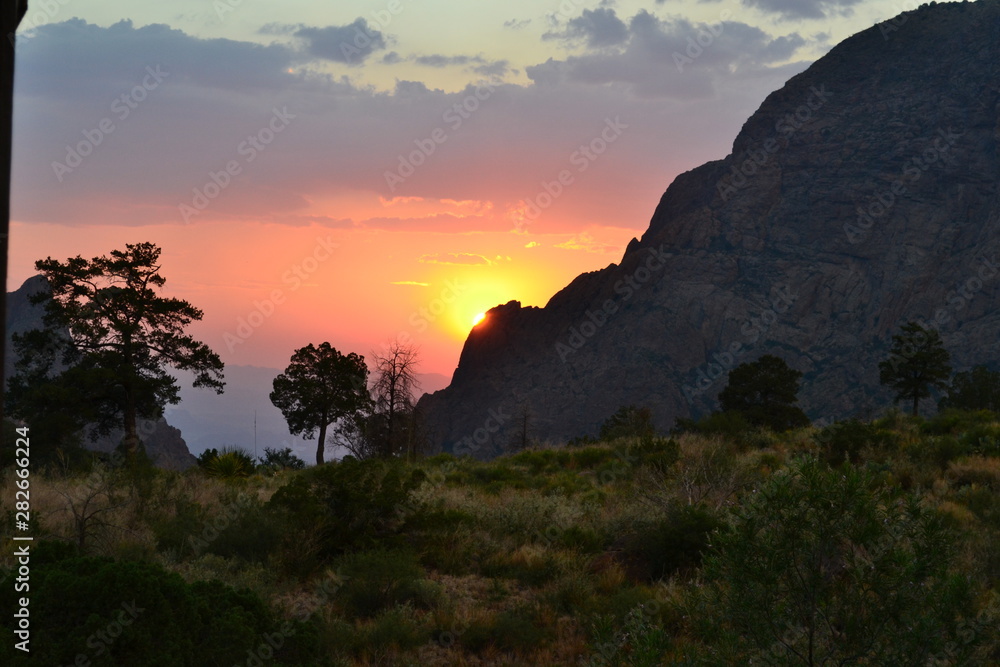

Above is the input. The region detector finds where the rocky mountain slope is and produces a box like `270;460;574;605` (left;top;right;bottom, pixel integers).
418;0;1000;456
5;275;197;469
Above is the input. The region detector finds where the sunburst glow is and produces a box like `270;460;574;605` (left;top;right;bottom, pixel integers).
472;312;486;327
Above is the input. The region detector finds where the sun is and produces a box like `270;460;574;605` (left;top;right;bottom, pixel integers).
471;312;486;327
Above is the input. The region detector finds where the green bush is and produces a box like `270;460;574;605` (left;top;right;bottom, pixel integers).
699;457;979;665
259;446;306;472
360;603;430;655
334;549;434;618
623;504;723;581
817;419;896;465
268;457;427;557
461;604;548;654
600;406;656;441
198;446;256;479
0;542;316;666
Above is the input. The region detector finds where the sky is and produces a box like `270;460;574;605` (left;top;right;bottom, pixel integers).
9;0;920;381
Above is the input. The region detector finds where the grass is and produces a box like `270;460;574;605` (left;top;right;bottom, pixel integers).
2;413;1000;665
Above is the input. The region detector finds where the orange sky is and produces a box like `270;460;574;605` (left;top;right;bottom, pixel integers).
9;1;908;378
8;216;632;376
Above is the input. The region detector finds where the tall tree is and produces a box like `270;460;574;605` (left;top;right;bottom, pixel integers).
9;242;224;453
718;355;809;431
879;322;951;416
270;342;371;465
370;341;421;459
939;365;1000;413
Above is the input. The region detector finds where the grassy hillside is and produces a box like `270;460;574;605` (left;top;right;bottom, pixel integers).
2;410;999;665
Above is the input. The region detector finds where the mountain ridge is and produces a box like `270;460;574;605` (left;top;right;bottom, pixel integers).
418;0;1000;456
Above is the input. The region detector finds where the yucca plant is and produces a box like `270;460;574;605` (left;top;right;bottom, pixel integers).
202;446;256;479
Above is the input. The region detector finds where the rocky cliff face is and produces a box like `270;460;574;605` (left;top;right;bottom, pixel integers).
5;276;198;470
418;1;1000;457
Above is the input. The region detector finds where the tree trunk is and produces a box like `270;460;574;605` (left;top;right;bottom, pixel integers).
122;389;140;455
316;420;327;466
912;394;920;417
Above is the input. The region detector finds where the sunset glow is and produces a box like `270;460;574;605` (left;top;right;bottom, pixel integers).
9;0;915;377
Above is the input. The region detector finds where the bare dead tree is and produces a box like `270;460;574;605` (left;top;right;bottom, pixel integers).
53;464;129;553
369;342;421;459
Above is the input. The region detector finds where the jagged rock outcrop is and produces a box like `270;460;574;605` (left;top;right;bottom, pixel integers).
5;275;198;470
418;1;1000;456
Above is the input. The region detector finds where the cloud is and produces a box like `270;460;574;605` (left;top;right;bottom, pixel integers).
503;18;531;30
527;9;806;98
418;253;493;266
741;0;864;21
408;54;513;78
544;8;629;48
391;281;430;286
12;18;805;236
555;233;619;253
294;19;387;64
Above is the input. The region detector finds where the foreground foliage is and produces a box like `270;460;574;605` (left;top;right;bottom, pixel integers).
2;412;999;665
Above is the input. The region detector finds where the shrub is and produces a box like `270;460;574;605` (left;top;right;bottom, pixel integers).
600;406;656;441
0;542;315;666
259;446;306;472
334;549;432;618
623;504;723;581
817;419;896;465
462;605;548;654
587;607;671;667
268;457;426;557
699;457;979;664
359;603;429;655
199;446;256;479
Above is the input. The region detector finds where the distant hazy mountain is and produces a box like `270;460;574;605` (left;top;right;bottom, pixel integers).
419;1;1000;454
167;364;450;460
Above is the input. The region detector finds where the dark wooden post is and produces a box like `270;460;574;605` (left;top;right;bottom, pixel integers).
2;2;28;427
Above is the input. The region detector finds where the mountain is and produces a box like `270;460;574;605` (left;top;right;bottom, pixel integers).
5;275;196;469
167;365;449;460
418;1;1000;457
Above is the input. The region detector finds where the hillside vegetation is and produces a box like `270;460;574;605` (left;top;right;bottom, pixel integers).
2;411;1000;665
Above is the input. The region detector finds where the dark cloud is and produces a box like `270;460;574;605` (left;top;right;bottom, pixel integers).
294;19;387;64
742;0;864;21
12;18;802;236
414;54;479;67
17;19;297;96
528;9;805;98
545;8;630;48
